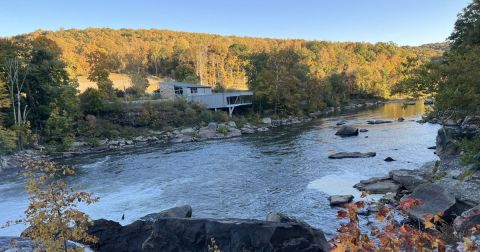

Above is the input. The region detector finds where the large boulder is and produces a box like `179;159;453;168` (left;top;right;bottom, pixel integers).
87;219;153;252
436;126;464;158
143;218;330;252
389;169;430;191
140;205;193;222
454;205;480;235
88;217;330;252
335;126;359;136
198;126;217;139
402;183;458;222
328;152;376;159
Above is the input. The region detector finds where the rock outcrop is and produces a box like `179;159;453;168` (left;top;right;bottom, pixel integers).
87;207;330;252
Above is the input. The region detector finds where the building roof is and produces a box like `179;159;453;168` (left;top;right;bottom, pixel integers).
161;82;211;88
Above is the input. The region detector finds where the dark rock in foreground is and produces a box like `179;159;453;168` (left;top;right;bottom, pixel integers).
454;205;480;235
140;205;192;222
87;207;330;252
329;195;354;206
328;152;376;159
384;157;395;162
335;126;359;136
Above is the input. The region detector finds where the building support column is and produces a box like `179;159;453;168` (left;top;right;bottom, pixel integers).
228;106;235;117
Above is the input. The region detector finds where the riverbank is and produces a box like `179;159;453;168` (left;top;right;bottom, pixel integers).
348;115;480;247
0;100;385;174
62;101;383;156
0;100;440;251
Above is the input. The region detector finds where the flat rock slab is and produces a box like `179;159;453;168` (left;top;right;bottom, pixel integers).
354;180;401;194
329;152;376;159
436;178;480;207
402;183;457;222
329;195;354;206
389;169;429;192
367;120;393;125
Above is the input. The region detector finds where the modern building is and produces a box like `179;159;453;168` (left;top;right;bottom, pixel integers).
157;82;253;116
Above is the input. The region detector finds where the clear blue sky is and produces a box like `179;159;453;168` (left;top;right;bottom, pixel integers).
0;0;471;45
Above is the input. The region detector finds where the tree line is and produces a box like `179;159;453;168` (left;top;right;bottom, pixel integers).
0;28;440;152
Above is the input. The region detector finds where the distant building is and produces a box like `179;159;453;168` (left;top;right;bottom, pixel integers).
158;82;253;116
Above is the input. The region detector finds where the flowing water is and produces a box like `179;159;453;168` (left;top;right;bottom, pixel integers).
0;102;440;237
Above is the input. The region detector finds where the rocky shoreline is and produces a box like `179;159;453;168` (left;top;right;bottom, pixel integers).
339;115;480;242
0;100;383;174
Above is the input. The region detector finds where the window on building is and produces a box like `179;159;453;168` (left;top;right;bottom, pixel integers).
190;87;198;94
174;86;183;95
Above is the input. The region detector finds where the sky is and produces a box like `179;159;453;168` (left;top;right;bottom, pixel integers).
0;0;471;46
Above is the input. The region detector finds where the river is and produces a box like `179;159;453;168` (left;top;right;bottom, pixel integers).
0;102;440;237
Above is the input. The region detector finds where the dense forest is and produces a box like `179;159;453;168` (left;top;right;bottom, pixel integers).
0;28;441;152
394;0;480;117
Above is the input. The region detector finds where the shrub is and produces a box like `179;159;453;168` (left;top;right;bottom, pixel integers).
0;127;17;153
11;160;99;251
461;134;480;165
217;126;230;135
212;111;228;123
199;110;213;123
79;88;104;115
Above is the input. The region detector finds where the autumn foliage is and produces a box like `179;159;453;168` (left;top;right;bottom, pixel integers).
19;160;98;252
331;192;480;252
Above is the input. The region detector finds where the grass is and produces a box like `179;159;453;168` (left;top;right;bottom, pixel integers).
76;73;166;93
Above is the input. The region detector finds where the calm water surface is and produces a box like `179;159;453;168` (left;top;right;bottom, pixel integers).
0;102;440;236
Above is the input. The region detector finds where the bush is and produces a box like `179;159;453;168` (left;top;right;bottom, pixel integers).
461;134;480;165
79;88;104;115
212;111;228;123
0;127;17;153
217;126;230;135
199;110;213;123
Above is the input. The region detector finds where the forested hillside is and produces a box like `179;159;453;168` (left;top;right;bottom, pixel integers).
0;28;441;152
26;29;438;98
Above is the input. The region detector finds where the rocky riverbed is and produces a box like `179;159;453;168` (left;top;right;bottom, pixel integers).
338;115;480;248
1;100;443;251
